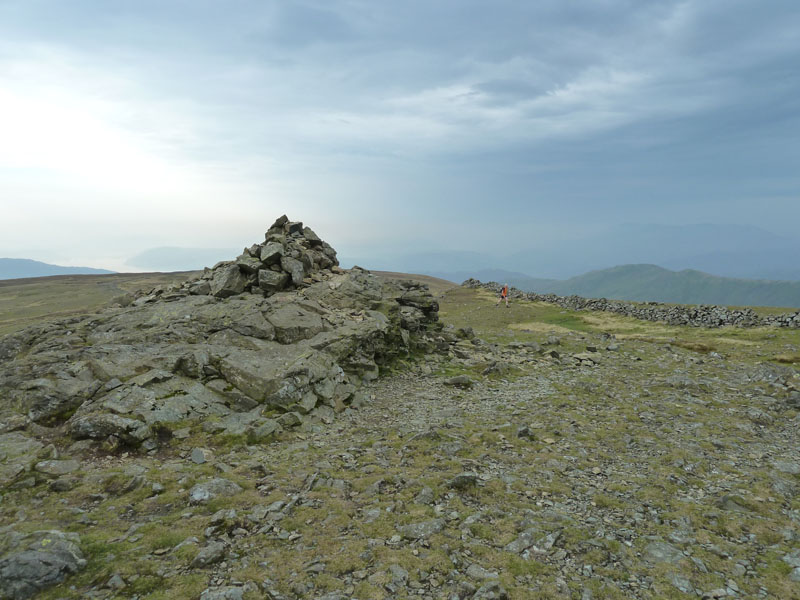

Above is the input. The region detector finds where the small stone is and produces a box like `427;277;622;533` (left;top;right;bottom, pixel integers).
107;573;126;589
466;563;499;580
397;518;445;540
191;541;227;568
189;478;243;504
191;448;213;464
34;459;80;476
645;541;684;565
447;472;479;490
445;375;474;388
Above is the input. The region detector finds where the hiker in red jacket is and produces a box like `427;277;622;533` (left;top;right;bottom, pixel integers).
496;283;510;308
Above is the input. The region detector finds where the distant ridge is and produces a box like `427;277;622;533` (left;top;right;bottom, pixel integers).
516;264;800;309
0;258;115;280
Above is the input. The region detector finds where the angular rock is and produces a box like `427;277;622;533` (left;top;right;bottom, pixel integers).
258;269;289;293
280;255;306;286
474;581;509;599
210;264;247;298
23;377;100;425
448;472;479;490
397;518;445;540
235;254;262;274
644;540;684;564
200;587;244;600
445;375;474;388
260;242;284;265
266;305;324;344
0;530;86;600
34;460;80;477
189;478;243;504
69;414;151;445
251;419;281;441
191;541;226;568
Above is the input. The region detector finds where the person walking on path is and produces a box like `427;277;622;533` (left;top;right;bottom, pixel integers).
496;283;510;308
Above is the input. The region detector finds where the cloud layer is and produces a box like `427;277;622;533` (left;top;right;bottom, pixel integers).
1;0;798;270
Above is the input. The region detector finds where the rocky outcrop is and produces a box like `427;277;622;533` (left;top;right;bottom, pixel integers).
463;279;800;328
0;217;443;464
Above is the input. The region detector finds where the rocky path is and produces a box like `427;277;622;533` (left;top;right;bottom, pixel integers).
2;335;799;600
174;338;798;600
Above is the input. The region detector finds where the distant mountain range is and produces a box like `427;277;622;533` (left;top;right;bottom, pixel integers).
429;264;800;308
0;258;115;280
344;223;800;282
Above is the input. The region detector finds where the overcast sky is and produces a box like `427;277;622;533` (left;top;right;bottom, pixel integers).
1;0;799;271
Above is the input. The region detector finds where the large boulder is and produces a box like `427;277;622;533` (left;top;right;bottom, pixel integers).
69;413;151;445
0;530;86;600
210;263;247;298
258;269;289;293
21;377;101;425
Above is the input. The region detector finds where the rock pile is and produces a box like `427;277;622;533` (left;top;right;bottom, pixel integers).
189;215;339;299
463;279;800;328
0;217;442;479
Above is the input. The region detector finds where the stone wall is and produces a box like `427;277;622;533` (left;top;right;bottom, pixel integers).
463;279;800;329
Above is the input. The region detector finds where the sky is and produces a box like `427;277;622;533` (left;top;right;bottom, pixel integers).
1;0;799;272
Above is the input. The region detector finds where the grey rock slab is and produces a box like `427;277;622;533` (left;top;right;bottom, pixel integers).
215;344;318;404
200;586;245;600
397;518;445;540
473;581;509;599
773;461;800;475
467;563;499;580
191;448;213;464
23;377;100;424
260;242;285;265
505;528;538;554
251;419;281;441
447;472;479;490
644;540;685;565
414;486;434;505
668;572;695;594
258;269;289;293
190;541;227;568
0;530;86;600
34;460;80;477
277;411;303;428
69;413;151;445
716;494;754;513
266;305;324;344
189;478;243;504
280;255;306;286
784;550;800;568
213;411;263;436
388;563;409;585
0;432;44;463
235;255;262;274
210;263;247;298
444;375;475;387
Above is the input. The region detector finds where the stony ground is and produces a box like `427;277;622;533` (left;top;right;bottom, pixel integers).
2;286;799;600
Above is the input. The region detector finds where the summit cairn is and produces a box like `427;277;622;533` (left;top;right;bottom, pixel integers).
0;217;441;459
195;215;340;299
